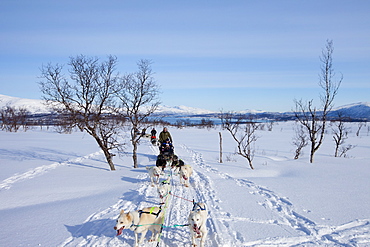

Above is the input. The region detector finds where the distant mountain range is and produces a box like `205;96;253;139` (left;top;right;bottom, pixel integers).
1;94;369;121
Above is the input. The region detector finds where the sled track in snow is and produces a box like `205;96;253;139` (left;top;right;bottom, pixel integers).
181;144;370;247
59;140;242;246
57;141;369;246
147;140;241;246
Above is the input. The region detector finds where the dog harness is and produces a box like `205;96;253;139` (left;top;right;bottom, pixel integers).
138;206;162;218
159;181;171;205
192;202;206;212
161;180;170;185
191;202;206;235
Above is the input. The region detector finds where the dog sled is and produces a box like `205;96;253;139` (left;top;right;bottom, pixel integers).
156;139;178;171
151;135;158;145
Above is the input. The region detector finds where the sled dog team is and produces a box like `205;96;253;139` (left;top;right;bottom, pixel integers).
114;161;208;247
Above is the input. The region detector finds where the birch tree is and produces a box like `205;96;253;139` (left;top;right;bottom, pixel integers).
116;59;161;168
293;40;342;163
39;55;123;170
221;112;260;169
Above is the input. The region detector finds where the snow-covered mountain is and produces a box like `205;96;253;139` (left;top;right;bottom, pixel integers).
330;102;370;120
155;105;215;115
1;94;369;120
0;94;214;115
0;94;51;114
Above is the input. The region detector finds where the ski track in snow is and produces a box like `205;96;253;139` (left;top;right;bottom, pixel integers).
55;140;369;246
180;144;370;247
0;150;103;191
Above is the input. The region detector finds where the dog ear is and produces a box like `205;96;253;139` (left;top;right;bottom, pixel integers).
120;209;125;214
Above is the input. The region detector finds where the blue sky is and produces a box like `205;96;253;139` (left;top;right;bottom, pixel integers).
1;0;369;112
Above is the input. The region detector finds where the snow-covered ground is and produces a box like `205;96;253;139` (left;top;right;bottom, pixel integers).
0;122;369;246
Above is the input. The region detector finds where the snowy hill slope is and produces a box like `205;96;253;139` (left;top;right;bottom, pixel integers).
331;102;370;120
0;94;51;114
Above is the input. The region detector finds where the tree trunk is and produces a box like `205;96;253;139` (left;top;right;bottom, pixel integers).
103;149;116;171
334;146;339;157
294;149;300;160
310;143;315;163
132;141;138;168
247;158;254;170
91;132;116;170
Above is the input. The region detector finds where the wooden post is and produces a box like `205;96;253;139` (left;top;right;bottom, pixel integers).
219;132;223;163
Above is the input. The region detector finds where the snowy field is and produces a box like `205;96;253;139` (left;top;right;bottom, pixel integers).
0;121;369;246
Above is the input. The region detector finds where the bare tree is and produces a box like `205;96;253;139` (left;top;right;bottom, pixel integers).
0;105;30;132
266;120;274;131
292;122;308;159
221;112;260;169
39;55;123;170
293;40;342;163
116;59;161;168
199;118;215;129
338;144;356;158
331;113;355;157
332;114;347;157
356;122;366;137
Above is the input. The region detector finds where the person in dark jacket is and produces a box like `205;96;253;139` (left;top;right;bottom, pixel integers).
151;128;157;138
158;127;172;143
159;138;174;154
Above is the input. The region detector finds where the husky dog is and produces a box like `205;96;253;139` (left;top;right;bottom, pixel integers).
146;166;161;187
114;207;163;247
172;159;185;175
157;178;171;205
179;164;193;187
188;202;208;247
156;156;167;172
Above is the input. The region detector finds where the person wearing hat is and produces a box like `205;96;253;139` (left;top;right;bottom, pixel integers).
158;127;173;144
159;138;174;154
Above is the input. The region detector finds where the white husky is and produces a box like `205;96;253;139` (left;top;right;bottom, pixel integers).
146;166;161;186
114;206;163;247
157;178;171;205
188;202;208;247
179;164;193;187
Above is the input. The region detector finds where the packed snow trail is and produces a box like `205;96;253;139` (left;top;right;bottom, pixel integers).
58;139;242;246
147;139;241;246
56;139;370;246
